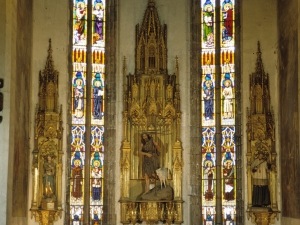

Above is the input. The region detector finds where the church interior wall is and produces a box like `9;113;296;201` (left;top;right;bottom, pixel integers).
1;0;300;224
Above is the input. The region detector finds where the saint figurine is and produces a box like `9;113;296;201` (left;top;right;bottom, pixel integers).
139;133;161;194
43;155;56;198
251;151;272;207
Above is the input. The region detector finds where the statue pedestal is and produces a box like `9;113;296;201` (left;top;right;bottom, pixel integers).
120;200;183;225
41;197;57;210
30;209;62;225
247;207;280;225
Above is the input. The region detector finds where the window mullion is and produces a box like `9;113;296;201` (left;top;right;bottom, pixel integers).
215;2;222;224
83;0;93;224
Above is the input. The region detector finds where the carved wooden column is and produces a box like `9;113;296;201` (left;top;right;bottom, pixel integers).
120;141;131;200
173;141;183;201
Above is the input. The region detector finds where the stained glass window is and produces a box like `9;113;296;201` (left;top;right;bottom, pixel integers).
71;0;105;224
201;0;236;224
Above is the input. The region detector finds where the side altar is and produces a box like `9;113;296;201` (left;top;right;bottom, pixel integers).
30;40;63;225
119;1;184;224
246;42;280;225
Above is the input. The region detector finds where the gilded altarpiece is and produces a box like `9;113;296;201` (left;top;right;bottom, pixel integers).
120;1;183;224
30;40;63;225
246;43;280;225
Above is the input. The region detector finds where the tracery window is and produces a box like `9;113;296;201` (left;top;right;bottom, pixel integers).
201;0;237;224
70;0;106;224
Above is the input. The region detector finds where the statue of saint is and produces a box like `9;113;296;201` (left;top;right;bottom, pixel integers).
43;155;56;198
139;133;161;194
251;151;272;207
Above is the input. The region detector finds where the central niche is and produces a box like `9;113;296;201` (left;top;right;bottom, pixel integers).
119;1;184;224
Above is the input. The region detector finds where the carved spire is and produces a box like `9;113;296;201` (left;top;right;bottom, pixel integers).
38;39;59;112
175;55;179;83
254;41;266;83
45;39;56;81
136;0;167;74
249;41;271;114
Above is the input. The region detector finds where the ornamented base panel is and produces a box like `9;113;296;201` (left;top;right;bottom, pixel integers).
120;200;183;225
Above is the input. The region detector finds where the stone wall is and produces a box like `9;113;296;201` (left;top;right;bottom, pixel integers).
189;1;202;224
278;0;300;223
1;0;33;224
103;0;117;224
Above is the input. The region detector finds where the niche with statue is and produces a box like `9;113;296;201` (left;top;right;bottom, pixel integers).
119;1;184;224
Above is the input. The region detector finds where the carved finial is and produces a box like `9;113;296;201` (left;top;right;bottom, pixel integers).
254;41;264;77
148;0;155;8
256;41;261;59
45;39;54;71
175;56;179;81
48;39;53;58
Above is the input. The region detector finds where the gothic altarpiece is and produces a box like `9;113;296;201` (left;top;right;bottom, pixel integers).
30;40;63;225
120;1;183;224
246;43;280;225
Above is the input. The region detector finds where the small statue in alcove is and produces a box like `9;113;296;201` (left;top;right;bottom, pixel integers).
251;151;273;207
43;155;56;199
139;133;161;194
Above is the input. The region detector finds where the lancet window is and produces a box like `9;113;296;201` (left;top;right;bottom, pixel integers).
70;0;106;224
200;0;238;224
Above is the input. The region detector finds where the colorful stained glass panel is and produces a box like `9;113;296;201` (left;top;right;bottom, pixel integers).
202;63;216;126
201;0;216;49
72;71;87;124
220;0;235;48
73;0;88;46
